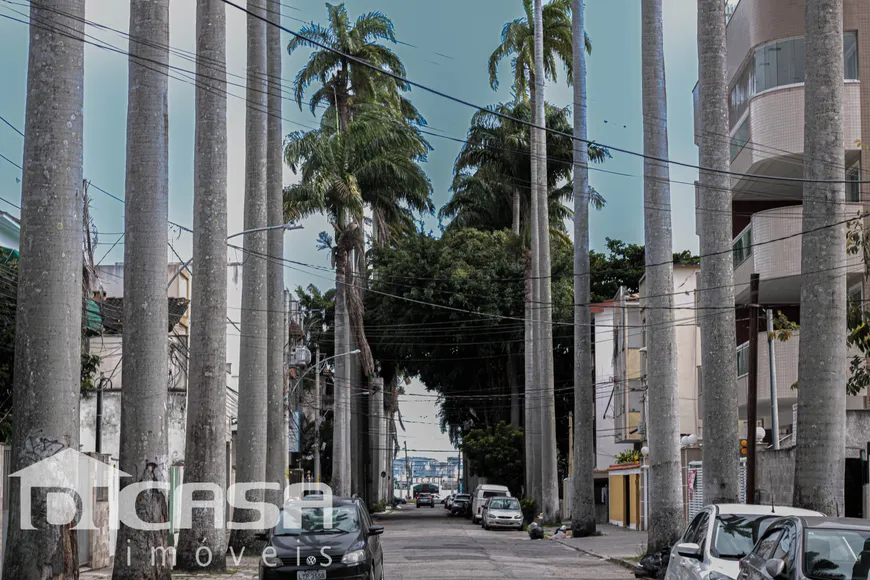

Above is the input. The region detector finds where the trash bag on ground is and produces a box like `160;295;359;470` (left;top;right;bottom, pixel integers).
527;524;544;540
550;525;568;540
634;547;670;579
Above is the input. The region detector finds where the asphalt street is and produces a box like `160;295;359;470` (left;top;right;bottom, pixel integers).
378;503;634;580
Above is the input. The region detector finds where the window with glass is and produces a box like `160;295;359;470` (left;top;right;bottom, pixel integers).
737;343;749;378
733;227;752;268
847;162;861;203
276;505;361;535
729;32;858;129
730;118;751;161
711;514;778;559
804;528;870;579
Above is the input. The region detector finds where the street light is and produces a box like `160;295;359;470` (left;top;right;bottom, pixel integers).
292;349;361;399
167;220;304;288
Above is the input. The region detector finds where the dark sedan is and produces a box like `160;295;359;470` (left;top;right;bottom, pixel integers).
416;494;435;508
257;497;384;580
450;494;471;517
737;515;870;580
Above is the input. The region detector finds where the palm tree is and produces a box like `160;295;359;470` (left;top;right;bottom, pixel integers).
288;2;408;132
2;1;85;577
641;0;684;553
794;0;846;515
113;1;173;578
489;0;572;518
696;0;740;507
284;109;431;495
175;0;229;571
230;0;269;551
531;0;560;525
265;0;286;512
570;0;596;538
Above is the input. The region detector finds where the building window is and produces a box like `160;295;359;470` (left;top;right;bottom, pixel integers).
737;343;749;378
729;32;858;129
733;226;752;268
730;118;751;161
847;163;861;202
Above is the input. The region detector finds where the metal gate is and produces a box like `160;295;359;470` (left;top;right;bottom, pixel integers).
687;459;747;521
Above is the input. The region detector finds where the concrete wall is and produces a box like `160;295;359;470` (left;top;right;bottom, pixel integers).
756;410;870;504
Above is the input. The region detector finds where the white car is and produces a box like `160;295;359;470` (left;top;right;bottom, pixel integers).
471;484;511;524
664;504;824;580
482;496;524;530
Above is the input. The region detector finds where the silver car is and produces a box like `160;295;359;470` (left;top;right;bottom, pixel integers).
665;504;823;580
482;496;524;530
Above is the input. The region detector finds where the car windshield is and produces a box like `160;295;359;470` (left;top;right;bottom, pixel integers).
488;498;520;511
456;495;470;500
803;528;870;580
274;505;360;536
711;514;776;559
482;491;507;499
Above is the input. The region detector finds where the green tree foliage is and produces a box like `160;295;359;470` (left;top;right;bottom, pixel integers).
460;421;525;496
0;253;16;441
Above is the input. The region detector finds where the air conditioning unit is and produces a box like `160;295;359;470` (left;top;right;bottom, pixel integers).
292;346;312;367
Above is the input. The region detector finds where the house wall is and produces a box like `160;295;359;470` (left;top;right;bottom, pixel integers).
639;266;702;438
82;335;188;464
0;215;18;251
594;308;633;470
608;470;641;529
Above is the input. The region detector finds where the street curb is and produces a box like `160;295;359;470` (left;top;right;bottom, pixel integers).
553;539;638;573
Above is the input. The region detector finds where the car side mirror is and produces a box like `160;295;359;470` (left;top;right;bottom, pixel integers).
675;542;703;560
254;531;269;541
369;525;384;536
764;559;786;578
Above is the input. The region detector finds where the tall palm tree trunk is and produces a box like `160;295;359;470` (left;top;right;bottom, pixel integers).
533;0;559;525
524;251;538;500
641;0;683;553
697;0;739;506
2;2;85;577
332;220;352;497
230;0;269;550
795;0;846;515
265;0;286;507
113;1;172;578
571;0;595;537
528;77;543;509
175;0;228;571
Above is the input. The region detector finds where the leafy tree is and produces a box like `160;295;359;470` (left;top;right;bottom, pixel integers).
461;421;525;496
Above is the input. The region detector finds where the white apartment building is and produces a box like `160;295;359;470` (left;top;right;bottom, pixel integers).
695;0;870;440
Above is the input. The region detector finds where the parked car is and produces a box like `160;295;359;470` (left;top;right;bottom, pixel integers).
445;494;455;510
735;516;870;580
478;498;491;526
256;496;384;580
481;496;523;531
472;484;511;524
664;504;823;580
416;493;435;508
450;494;472;517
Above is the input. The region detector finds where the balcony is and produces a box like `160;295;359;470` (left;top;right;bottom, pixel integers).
732;205;864;304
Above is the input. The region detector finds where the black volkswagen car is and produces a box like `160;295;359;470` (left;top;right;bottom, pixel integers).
258;496;384;580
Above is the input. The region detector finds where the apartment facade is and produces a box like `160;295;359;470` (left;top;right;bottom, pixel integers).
694;0;870;439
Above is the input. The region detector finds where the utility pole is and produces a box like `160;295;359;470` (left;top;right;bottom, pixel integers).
766;309;781;450
747;273;760;504
314;347;322;483
404;442;411;499
568;411;574;476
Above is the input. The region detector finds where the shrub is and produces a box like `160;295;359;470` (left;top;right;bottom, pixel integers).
520;498;537;524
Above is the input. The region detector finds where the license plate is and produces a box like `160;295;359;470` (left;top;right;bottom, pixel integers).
297;571;326;580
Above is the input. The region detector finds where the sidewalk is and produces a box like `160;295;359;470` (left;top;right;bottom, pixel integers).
554;523;648;571
79;556;260;579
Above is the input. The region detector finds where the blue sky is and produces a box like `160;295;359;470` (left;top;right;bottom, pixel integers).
0;0;701;461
